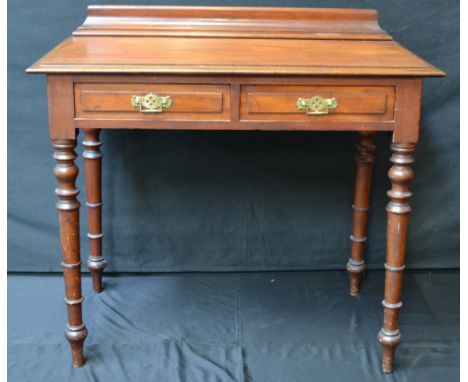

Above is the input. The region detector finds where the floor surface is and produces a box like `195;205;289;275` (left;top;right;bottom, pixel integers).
8;271;459;382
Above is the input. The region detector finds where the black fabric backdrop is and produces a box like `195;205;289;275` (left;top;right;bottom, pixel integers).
8;0;459;272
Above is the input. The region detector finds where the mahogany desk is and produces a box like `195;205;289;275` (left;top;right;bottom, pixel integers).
27;6;445;373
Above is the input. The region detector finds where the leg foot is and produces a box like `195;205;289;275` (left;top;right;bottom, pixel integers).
87;258;105;293
65;325;88;367
347;262;365;296
378;328;401;373
347;132;375;295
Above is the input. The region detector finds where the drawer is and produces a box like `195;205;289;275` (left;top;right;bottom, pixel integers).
240;85;395;122
74;83;231;121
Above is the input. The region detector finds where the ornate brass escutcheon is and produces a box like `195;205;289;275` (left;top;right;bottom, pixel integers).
296;96;338;115
131;93;173;113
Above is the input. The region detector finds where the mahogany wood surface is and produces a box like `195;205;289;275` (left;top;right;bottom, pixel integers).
240;85;395;121
347;132;375;296
28;37;443;76
52;138;87;367
75;83;231;121
52;75;420;138
74;6;392;40
27;6;444;76
27;5;445;373
82;129;106;293
378;143;416;373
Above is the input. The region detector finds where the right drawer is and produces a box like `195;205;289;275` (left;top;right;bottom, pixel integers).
240;85;395;122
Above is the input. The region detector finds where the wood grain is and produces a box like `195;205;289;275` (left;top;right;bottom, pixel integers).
75;83;230;121
347;132;375;296
378;142;416;373
393;79;423;143
47;76;75;140
52;138;87;367
241;85;394;122
75;6;391;40
28;37;444;76
83;129;106;293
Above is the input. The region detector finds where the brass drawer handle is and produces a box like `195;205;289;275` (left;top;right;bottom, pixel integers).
131;93;172;113
296;96;338;115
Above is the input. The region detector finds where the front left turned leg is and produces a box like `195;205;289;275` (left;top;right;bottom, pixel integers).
83;129;107;293
378;142;415;373
347;132;375;295
53;139;88;367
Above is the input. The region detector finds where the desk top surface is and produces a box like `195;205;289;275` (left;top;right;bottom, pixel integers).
27;6;444;77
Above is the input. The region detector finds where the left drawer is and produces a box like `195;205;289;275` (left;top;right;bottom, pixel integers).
74;83;231;121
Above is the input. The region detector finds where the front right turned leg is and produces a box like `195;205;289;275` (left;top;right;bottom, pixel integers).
53;139;88;367
378;142;416;373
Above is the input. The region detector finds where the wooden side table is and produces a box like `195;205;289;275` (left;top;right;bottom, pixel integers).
27;6;445;373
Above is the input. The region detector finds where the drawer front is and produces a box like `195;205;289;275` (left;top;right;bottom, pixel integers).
240;85;395;122
75;83;231;121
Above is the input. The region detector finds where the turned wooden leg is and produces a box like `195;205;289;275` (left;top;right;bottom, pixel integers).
347;132;375;296
53;139;88;367
83;129;107;293
378;142;415;373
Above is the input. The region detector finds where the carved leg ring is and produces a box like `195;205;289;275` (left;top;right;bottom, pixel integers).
347;132;375;295
378;142;415;373
53;139;88;367
83;129;107;293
